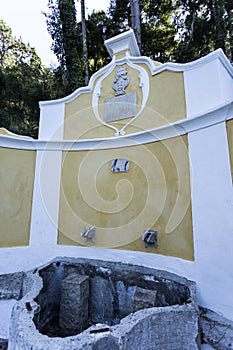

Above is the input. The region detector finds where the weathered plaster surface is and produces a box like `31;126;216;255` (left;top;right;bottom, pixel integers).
0;300;16;338
200;308;233;350
0;31;232;327
58;135;193;260
8;258;200;350
0;148;35;246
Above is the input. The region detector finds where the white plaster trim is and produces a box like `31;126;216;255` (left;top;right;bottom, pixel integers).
39;49;233;108
188;122;233;321
130;48;233;77
0;128;32;139
39;61;115;107
0;100;232;151
92;52;150;136
0;243;233;320
118;52;150;135
226;101;233;121
104;28;140;57
92;56;120;136
39;102;65;141
29;150;63;246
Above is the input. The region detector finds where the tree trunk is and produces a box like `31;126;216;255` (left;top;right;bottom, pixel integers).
58;0;83;91
130;0;141;53
81;0;89;85
210;0;226;52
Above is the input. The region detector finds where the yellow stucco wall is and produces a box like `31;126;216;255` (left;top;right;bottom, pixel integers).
58;59;193;260
58;135;194;261
63;65;186;140
226;119;233;181
0;128;31;138
0;147;36;246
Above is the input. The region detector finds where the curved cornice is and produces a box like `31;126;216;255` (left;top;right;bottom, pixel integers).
130;48;233;76
1;100;232;151
39;49;233;107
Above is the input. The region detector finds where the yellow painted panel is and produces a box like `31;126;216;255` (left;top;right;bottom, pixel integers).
226;119;233;181
145;70;186;126
0;128;31;138
63;65;186;140
0;148;36;246
58;135;193;261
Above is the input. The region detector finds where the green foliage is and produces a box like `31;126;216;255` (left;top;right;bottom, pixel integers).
0;0;232;140
108;0;131;32
0;20;54;138
47;0;231;85
44;0;84;95
225;0;233;61
174;0;233;62
141;0;177;61
87;11;112;75
108;0;177;60
107;0;232;63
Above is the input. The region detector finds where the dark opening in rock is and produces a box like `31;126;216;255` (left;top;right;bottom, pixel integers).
33;259;190;338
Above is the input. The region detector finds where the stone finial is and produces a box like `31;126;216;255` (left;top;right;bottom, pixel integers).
104;29;140;58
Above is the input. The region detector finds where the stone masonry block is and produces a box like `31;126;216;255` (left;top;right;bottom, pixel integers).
132;286;157;312
200;308;233;349
59;273;89;336
0;272;24;300
89;276;114;325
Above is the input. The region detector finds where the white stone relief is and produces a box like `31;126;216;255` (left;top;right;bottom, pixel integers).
112;65;130;96
92;52;150;137
104;92;136;123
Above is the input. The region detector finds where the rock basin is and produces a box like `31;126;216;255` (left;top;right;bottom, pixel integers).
8;257;200;350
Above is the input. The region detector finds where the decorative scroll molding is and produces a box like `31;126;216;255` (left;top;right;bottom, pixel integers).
91;57;120;136
40;48;233;108
118;52;149;136
92;52;150;137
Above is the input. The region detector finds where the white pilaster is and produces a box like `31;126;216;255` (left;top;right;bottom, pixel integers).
188;122;233;319
30;102;65;247
184;59;233;117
